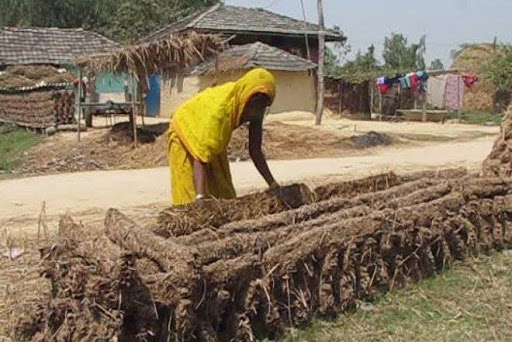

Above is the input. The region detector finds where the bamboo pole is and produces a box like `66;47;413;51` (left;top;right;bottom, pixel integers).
422;91;427;123
76;69;82;142
370;82;374;118
315;0;325;126
138;85;145;127
300;0;311;61
131;77;138;148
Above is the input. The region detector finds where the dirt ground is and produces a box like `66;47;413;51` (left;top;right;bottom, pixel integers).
8;112;498;177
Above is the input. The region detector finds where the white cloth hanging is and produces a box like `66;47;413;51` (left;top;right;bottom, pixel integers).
427;75;447;109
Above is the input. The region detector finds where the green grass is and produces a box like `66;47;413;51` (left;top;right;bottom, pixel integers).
0;124;42;172
281;251;512;342
447;111;503;125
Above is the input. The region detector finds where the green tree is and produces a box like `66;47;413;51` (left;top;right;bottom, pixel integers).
382;33;426;70
0;0;219;42
484;47;512;110
429;58;444;70
485;52;512;92
324;47;340;76
332;44;380;82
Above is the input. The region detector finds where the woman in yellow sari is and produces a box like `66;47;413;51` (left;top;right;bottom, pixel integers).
168;68;279;206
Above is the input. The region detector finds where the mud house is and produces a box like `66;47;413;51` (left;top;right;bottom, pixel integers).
161;42;317;116
0;27;121;129
141;4;346;117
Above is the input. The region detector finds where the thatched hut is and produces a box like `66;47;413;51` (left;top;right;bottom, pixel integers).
0;27;120;129
77;32;224;144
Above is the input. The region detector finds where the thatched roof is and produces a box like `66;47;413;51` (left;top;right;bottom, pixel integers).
77;33;224;90
0;27;120;66
193;42;316;75
142;4;346;43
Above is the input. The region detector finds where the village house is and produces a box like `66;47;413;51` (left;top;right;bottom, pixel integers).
141;4;346;117
0;27;121;129
161;42;317;115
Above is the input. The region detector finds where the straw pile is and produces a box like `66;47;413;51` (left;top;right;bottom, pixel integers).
0;65;74;89
483;104;512;177
78;33;224;91
451;44;506;112
18;166;512;341
0;90;75;129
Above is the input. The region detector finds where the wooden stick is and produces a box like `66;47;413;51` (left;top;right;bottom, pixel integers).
131;76;138;148
76;69;82;142
315;0;325;126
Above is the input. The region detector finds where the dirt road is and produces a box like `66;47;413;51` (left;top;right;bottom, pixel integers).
0;137;493;221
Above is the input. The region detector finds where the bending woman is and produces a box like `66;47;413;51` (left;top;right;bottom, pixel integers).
168;68;279;206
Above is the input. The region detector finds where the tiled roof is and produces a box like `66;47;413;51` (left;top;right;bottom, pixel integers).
144;4;345;43
0;27;120;66
193;42;317;75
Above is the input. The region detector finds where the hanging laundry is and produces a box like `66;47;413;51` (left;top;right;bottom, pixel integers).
378;83;390;95
444;74;464;110
416;70;429;82
376;76;390;94
387;76;402;85
409;73;420;95
462;74;478;88
427;75;447;109
400;76;410;89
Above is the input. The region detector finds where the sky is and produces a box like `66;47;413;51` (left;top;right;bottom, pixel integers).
225;0;512;68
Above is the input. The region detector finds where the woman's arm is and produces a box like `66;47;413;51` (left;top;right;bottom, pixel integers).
249;119;278;188
193;159;208;199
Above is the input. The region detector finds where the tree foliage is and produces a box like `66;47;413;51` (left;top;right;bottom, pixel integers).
325;33;434;83
484;47;512;93
429;58;444;70
0;0;219;43
383;33;426;70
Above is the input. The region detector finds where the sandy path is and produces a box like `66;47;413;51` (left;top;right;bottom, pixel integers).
0;137;493;222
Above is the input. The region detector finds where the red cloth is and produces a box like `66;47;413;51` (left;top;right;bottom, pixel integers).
378;83;390;95
410;74;420;95
462;74;478;88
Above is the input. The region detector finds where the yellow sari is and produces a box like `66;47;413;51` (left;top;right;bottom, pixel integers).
168;68;276;206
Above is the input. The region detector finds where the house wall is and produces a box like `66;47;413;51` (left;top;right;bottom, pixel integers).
160;70;316;118
67;66;128;103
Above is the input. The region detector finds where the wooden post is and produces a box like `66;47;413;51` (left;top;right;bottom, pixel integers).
300;0;311;61
457;74;462;122
315;0;325;126
138;86;145;127
131;77;138;148
338;82;342;114
422;91;427;123
370;82;374;118
76;69;82;142
378;91;383;115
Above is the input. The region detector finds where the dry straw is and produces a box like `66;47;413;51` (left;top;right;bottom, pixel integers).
77;32;225;90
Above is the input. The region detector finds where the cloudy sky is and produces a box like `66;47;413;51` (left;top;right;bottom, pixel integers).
225;0;512;67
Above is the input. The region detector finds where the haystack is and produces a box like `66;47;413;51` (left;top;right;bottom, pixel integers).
451;44;506;112
483;104;512;176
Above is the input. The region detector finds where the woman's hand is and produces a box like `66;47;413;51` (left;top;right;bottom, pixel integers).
269;180;280;190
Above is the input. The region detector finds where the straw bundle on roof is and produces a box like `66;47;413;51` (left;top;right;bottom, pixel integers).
77;33;224;90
